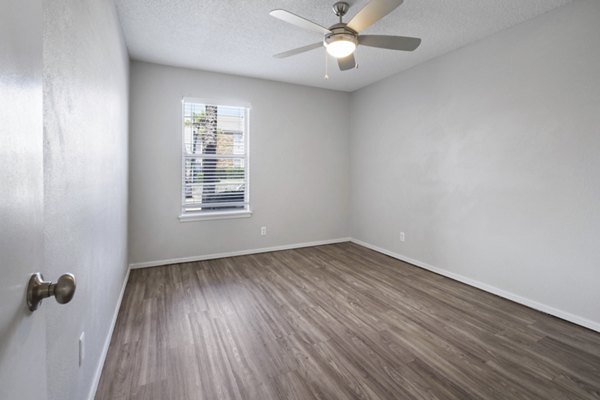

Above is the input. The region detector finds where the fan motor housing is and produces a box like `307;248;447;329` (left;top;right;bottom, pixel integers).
323;24;358;48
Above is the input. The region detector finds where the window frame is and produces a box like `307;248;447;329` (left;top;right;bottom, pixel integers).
179;98;252;222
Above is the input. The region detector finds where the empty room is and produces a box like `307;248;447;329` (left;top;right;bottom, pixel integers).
1;0;599;399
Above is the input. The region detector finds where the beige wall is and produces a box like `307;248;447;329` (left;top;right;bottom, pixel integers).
128;61;351;265
43;0;130;398
350;0;600;330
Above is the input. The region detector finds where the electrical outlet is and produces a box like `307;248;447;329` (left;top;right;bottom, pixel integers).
260;226;267;236
79;332;85;367
400;232;405;242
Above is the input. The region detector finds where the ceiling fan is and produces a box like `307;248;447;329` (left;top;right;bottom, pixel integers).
269;0;421;71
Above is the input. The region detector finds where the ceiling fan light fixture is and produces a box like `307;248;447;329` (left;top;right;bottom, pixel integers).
324;33;357;58
271;1;422;71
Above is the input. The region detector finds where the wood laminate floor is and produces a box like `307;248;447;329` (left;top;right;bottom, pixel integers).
96;242;600;400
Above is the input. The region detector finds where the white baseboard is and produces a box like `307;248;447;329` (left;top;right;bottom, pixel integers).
129;237;352;269
350;238;600;333
87;265;131;400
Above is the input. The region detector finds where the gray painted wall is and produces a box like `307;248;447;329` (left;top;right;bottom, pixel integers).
128;61;351;265
350;0;600;328
43;0;129;399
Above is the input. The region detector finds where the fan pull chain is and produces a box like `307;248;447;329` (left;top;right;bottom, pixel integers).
324;50;329;80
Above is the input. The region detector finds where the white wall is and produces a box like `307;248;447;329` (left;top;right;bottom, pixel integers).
128;62;351;265
43;0;129;399
350;0;600;330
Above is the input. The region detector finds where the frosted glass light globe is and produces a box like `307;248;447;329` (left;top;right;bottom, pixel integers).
324;33;357;58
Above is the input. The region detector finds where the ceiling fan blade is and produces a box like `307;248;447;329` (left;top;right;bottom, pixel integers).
359;35;421;51
274;42;323;59
337;54;356;71
269;9;331;35
347;0;404;33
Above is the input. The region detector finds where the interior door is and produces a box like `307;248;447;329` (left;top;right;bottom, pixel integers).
0;1;47;399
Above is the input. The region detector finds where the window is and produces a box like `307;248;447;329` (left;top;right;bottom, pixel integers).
180;99;250;220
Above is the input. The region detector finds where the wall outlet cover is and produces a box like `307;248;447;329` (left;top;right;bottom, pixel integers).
79;332;85;367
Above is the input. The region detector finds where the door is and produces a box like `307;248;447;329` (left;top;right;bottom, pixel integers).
0;1;47;399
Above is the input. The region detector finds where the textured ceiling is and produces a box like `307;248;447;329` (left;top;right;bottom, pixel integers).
115;0;571;92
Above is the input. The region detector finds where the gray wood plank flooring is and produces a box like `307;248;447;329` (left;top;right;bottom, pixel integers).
95;242;600;399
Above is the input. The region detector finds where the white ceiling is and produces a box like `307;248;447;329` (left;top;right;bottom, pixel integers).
115;0;571;92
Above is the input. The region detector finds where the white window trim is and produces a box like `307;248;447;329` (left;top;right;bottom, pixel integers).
178;209;253;222
179;98;251;222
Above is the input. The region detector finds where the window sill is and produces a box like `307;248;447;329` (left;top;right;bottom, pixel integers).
179;210;253;222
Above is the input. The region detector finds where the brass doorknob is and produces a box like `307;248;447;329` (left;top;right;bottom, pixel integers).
27;273;76;311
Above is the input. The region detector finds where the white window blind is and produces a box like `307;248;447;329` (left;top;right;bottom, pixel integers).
181;100;249;217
